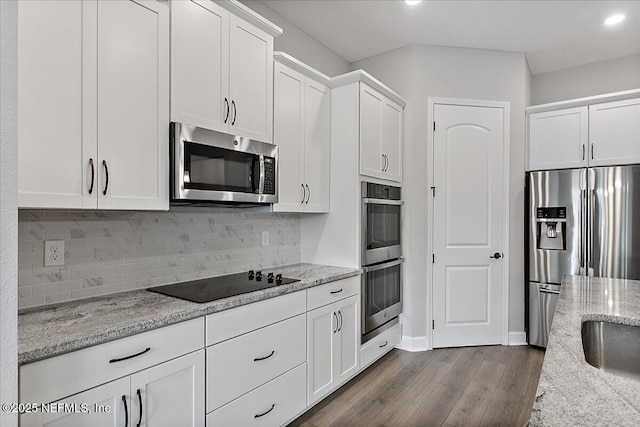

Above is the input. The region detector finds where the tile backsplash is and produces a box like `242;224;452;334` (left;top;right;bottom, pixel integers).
18;208;300;309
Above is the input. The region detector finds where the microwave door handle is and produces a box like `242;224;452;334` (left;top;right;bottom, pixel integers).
258;155;265;194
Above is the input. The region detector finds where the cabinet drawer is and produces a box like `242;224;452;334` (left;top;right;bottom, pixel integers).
360;321;401;369
206;314;306;412
206;290;306;346
20;317;204;405
307;276;360;311
206;363;307;427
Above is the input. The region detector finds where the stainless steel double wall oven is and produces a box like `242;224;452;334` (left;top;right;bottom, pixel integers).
361;182;403;343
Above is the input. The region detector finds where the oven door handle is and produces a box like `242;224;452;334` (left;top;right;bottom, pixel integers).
362;198;404;206
363;257;404;273
258;155;265;194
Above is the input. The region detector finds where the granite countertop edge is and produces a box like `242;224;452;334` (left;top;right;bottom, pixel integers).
18;264;362;365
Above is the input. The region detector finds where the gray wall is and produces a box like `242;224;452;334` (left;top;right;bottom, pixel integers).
240;0;350;77
532;53;640;105
1;0;18;424
352;45;530;344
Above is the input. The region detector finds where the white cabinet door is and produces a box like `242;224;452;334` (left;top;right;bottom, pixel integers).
272;62;305;212
307;303;337;405
130;350;205;427
381;99;402;182
528;107;588;171
229;14;273;143
336;295;360;383
97;0;169;210
360;83;384;178
304;79;331;212
21;377;129;427
170;0;229;133
589;98;640;167
17;0;97;209
307;295;360;405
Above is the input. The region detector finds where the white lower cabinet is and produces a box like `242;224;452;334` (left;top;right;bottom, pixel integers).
131;350;205;427
307;294;360;405
21;350;205;427
206;363;307;427
360;321;402;370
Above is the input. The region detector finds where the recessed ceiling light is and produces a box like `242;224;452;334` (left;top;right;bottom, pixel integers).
405;0;422;5
604;14;625;26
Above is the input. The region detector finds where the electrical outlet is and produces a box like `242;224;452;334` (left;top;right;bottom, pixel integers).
262;231;269;247
44;240;65;267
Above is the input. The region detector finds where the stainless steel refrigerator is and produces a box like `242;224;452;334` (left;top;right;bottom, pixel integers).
527;165;640;347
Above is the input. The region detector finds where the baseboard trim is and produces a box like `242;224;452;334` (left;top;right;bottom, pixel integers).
508;331;527;346
396;335;428;352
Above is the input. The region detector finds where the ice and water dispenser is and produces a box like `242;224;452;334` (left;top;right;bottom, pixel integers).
536;207;566;251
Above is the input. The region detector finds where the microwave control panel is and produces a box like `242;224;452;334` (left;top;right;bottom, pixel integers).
263;157;275;194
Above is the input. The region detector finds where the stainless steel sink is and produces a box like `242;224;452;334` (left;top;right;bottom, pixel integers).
581;320;640;379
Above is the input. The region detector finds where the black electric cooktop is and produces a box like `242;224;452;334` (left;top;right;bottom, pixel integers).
147;270;299;303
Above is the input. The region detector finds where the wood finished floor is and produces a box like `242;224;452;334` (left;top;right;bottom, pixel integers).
290;345;544;427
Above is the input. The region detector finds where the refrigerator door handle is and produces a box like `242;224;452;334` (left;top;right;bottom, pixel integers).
587;169;596;276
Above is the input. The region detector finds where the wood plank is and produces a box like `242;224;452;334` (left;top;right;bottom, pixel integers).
289;345;544;427
443;381;494;427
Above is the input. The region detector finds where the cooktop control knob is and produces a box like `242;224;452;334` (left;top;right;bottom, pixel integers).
248;270;254;280
267;272;274;283
276;273;282;285
256;271;262;281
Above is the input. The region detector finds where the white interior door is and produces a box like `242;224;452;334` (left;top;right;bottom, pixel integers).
432;103;506;348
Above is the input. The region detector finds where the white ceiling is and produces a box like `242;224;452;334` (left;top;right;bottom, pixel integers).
261;0;640;75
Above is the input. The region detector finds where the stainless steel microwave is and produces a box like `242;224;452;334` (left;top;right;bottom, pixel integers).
170;123;278;205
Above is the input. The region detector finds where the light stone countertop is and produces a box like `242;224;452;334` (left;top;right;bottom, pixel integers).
530;275;640;426
18;263;361;365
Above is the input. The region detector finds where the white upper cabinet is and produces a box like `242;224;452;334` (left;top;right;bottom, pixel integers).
171;0;280;144
526;90;640;171
97;0;169;210
273;54;331;213
589;98;640;167
18;0;169;210
527;107;588;171
359;83;403;182
170;0;229;134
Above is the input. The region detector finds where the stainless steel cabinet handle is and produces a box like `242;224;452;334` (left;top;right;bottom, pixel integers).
122;396;128;427
253;350;275;362
305;184;310;204
231;100;237;125
254;404;275;418
109;347;150;363
379;340;388;348
224;98;230;123
384;154;389;171
102;160;109;196
301;184;306;204
136;389;142;427
88;158;95;194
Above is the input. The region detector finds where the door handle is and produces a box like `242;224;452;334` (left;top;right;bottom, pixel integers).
88;158;95;194
102;160;109;196
231;100;237;125
136;389;142;427
301;184;306;204
224;97;230;123
305;184;310;204
489;252;504;259
122;396;128;427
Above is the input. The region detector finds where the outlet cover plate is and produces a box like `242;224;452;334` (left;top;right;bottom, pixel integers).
44;240;65;266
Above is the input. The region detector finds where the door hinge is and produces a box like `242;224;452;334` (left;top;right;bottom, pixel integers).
432;254;435;263
431;186;436;197
432;320;435;329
